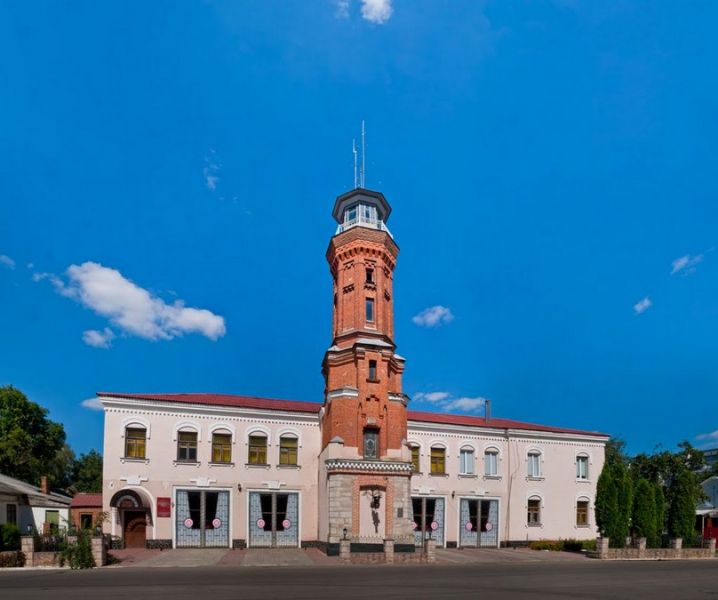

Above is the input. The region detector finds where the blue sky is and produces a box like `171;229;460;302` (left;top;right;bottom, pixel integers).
1;1;717;457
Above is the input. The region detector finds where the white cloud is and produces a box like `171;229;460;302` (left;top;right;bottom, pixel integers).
696;429;718;442
412;305;454;327
443;397;488;413
413;391;488;415
633;297;652;315
361;0;393;23
413;391;450;403
81;398;104;411
38;261;226;342
335;0;350;18
671;253;703;276
82;327;115;349
204;150;220;191
0;255;15;269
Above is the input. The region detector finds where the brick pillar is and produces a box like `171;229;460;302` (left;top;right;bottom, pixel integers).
424;539;436;563
597;537;609;559
21;536;35;567
384;539;394;564
339;539;351;563
637;537;646;558
92;536;106;567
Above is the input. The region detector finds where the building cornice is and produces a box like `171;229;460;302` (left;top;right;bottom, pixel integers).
407;420;609;444
99;396;320;424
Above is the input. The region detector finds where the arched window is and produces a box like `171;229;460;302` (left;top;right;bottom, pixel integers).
430;446;446;475
211;431;232;463
459;446;475;475
576;498;590;526
279;434;298;466
124;427;146;459
409;444;421;473
527;451;542;478
248;433;268;465
177;430;198;462
527;496;541;526
484;448;499;477
576;454;589;480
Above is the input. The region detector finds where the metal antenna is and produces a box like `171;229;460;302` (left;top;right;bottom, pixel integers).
360;120;366;188
353;139;358;189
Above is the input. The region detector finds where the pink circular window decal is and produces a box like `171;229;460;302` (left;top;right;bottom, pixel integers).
256;518;265;529
184;518;193;528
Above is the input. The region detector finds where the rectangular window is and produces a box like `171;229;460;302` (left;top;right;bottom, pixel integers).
6;503;17;525
248;435;268;465
368;359;377;381
188;491;202;529
576;500;589;526
576;455;589;480
485;451;498;476
430;447;446;475
365;298;374;322
177;431;198;462
459;449;475;475
363;429;378;459
528;453;541;478
80;513;93;529
125;427;146;459
366;268;374;284
346;206;357;224
279;436;298;466
411;446;420;473
527;499;541;525
46;510;60;533
212;433;232;463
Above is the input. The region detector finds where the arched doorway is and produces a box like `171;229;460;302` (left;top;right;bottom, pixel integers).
110;489;152;549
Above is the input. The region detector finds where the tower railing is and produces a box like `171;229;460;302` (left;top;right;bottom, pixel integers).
336;216;392;237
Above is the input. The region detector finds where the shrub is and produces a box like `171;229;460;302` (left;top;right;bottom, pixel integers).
0;551;26;568
59;530;95;569
0;524;20;551
529;539;596;552
668;470;700;541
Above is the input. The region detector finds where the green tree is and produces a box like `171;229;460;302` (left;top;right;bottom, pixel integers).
632;479;657;545
653;481;665;544
72;450;103;493
613;462;634;548
0;386;65;485
49;444;77;490
596;465;618;538
667;469;699;542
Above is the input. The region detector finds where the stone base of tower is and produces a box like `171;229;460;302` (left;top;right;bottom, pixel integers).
321;459;415;545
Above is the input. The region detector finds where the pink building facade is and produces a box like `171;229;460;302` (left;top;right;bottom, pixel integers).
100;187;608;551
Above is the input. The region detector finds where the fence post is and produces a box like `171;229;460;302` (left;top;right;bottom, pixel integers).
20;536;35;567
597;537;609;559
383;538;394;564
637;537;646;559
424;538;436;563
339;539;351;563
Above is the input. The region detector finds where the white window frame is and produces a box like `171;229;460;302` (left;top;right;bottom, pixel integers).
576;454;589;480
484;448;499;477
459;447;475;475
527;451;542;478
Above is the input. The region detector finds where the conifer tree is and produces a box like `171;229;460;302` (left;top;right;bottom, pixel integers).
632;479;657;544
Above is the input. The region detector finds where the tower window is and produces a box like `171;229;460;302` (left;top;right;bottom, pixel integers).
368;360;377;381
363;428;378;459
366;268;374;284
366;298;374;322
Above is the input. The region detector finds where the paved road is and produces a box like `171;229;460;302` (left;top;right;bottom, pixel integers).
1;561;717;599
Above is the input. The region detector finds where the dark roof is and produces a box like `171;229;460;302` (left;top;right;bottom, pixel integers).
70;493;103;508
332;188;392;223
98;392;607;437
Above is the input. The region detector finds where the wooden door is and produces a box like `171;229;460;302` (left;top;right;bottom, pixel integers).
124;511;147;548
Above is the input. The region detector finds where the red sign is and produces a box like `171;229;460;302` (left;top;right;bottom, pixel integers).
157;497;171;518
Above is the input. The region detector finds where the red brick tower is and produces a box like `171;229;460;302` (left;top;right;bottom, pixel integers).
319;188;414;546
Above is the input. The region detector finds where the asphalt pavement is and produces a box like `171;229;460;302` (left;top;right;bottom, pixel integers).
1;560;717;599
